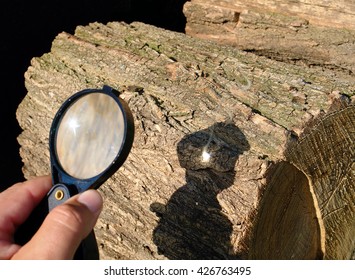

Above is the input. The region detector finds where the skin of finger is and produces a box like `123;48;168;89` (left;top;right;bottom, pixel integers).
12;191;102;259
0;176;51;242
0;241;21;260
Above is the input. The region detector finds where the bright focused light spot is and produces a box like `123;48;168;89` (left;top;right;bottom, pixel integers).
201;150;211;163
68;117;80;135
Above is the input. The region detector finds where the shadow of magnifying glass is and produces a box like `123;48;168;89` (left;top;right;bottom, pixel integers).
151;122;250;259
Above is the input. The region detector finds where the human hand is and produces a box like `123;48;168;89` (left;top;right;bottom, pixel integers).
0;176;102;259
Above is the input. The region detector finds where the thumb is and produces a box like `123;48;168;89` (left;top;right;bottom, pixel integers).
13;189;103;259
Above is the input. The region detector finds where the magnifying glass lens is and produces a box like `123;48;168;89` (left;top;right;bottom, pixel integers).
55;93;125;179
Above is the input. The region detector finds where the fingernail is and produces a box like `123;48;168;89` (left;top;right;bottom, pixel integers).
77;190;103;214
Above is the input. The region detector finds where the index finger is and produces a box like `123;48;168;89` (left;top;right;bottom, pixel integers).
0;176;52;238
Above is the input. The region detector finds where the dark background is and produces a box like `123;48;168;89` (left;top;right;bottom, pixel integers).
0;0;187;189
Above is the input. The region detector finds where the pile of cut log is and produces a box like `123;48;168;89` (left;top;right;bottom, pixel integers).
16;0;354;259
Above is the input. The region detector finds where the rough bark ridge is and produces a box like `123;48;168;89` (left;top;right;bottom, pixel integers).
16;22;354;259
183;0;355;75
183;0;355;29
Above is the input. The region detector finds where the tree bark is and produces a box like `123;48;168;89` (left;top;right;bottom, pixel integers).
16;21;354;259
183;0;355;75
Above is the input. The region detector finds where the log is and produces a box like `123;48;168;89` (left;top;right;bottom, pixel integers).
16;21;354;259
183;0;355;30
183;0;355;75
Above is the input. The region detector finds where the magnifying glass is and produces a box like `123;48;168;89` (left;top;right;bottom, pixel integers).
15;85;134;259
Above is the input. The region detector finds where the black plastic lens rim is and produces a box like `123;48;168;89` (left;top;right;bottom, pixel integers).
49;85;134;194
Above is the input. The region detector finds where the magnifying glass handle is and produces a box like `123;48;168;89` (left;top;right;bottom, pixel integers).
47;184;100;259
74;231;99;259
15;184;99;259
